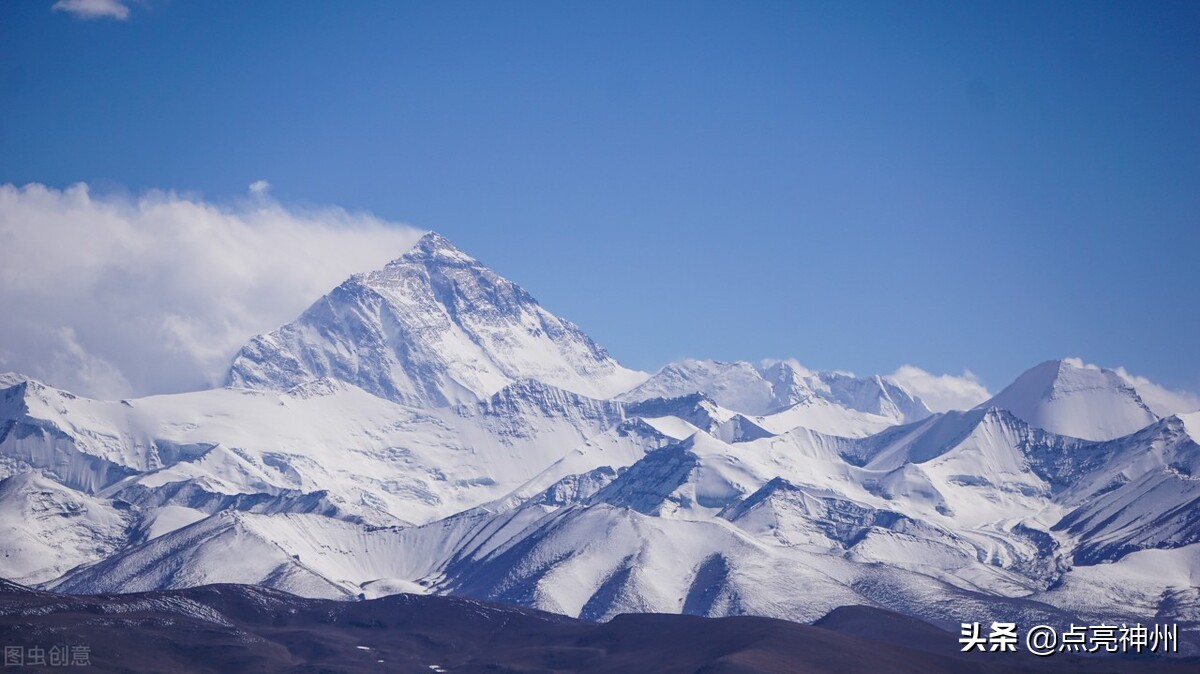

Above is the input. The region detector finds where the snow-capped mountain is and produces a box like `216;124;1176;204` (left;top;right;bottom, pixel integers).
621;358;931;437
228;232;646;407
2;232;1198;649
980;358;1159;441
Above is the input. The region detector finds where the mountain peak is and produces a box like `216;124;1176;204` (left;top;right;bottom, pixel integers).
390;231;476;266
0;372;32;389
980;358;1157;440
228;233;645;406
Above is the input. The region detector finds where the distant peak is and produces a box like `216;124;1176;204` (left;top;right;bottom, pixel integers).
979;357;1158;440
391;231;476;265
993;359;1113;397
414;230;454;251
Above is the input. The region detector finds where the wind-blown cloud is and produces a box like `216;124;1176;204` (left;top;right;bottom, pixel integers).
52;0;131;21
0;182;424;399
1112;367;1200;417
888;365;991;412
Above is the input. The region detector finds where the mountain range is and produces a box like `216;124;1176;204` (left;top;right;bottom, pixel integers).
2;232;1198;654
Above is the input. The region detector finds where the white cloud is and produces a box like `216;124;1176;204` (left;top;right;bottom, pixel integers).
758;357;816;377
248;180;271;196
1062;356;1100;371
43;326;132;400
1113;366;1200;417
0;182;424;399
52;0;131;21
887;365;991;412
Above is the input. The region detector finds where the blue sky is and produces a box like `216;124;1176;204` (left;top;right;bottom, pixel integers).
2;1;1198;394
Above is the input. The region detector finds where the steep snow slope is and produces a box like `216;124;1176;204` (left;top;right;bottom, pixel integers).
228;232;646;406
495;417;681;509
981;359;1158;441
854;410;1084;532
52;511;368;599
0;378;170;492
1052;413;1200;563
0;471;133;584
1032;543;1200;630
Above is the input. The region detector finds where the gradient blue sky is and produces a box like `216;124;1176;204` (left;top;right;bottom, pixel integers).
2;1;1198;392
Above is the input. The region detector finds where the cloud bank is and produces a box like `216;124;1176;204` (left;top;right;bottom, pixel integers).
52;0;131;21
887;365;992;412
0;182;424;399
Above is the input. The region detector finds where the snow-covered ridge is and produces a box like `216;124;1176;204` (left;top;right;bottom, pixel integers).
622;358;930;421
621;358;932;438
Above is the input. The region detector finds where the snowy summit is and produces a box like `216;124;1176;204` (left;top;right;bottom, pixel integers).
228;232;647;406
